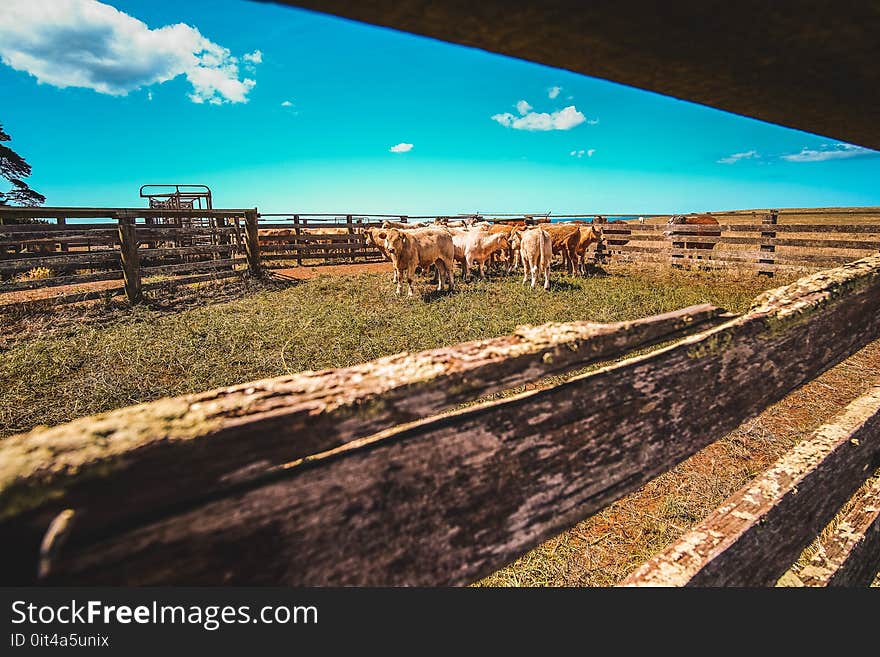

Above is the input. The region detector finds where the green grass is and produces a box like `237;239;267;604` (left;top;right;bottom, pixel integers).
0;266;786;439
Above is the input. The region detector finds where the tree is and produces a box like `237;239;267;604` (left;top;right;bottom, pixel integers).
0;123;46;208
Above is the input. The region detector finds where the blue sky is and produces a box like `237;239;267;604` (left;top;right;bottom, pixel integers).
1;0;879;214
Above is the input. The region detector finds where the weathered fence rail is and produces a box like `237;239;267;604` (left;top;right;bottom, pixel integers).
2;254;879;586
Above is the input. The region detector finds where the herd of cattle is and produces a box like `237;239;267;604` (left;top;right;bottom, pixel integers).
360;218;605;295
256;213;722;297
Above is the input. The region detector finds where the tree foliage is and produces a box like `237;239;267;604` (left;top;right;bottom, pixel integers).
0;122;45;209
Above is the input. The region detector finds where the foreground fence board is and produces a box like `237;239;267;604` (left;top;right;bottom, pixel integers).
0;305;725;583
791;475;880;587
621;386;880;586
2;256;878;585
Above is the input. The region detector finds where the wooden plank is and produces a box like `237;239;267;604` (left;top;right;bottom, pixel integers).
772;224;880;234
0;270;123;293
0;233;119;246
621;386;880;587
610;244;668;254
671;249;764;261
774;237;880;250
0;224;116;234
4;257;880;585
792;475;880;587
0;251;119;273
773;252;858;265
137;245;238;259
0;305;726;583
141;258;245;276
135;227;239;238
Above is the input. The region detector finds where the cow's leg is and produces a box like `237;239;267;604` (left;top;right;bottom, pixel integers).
464;253;475;282
530;265;539;289
407;264;416;297
543;263;551;290
395;267;405;296
435;260;445;291
521;255;529;285
445;258;455;291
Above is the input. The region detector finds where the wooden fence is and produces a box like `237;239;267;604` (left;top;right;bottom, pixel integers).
3;207;880;307
2;253;879;586
0;207;255;305
590;210;880;274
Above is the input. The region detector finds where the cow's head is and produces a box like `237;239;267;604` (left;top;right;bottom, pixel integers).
382;229;407;255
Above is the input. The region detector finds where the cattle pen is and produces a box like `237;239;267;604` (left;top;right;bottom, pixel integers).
2;206;879;309
1;201;879;585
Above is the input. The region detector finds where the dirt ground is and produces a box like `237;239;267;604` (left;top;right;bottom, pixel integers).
0;262;393;306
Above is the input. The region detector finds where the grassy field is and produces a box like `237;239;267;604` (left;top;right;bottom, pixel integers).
1;265;783;438
3;262;877;586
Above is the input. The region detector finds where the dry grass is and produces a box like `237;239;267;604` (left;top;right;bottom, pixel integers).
0;264;783;438
14;266;55;282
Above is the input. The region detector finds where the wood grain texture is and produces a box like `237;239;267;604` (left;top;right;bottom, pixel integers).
2;256;878;585
0;305;724;583
622;386;880;587
791;475;880;587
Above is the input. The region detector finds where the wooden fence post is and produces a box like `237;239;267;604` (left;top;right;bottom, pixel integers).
243;208;263;278
117;214;142;304
57;217;68;252
346;215;355;263
759;209;778;276
293;215;303;266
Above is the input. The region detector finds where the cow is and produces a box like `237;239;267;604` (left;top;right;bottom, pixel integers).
257;228;296;245
375;227;455;296
574;225;606;274
381;220;423;230
452;230;510;281
517;227;552;290
541;223;582;274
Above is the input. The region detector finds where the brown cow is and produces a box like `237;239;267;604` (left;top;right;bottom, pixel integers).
574;225;605;274
665;214;721;253
542;223;581;274
375;227;455;296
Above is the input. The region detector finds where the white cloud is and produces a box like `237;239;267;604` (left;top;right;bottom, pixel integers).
587;148;596;157
569;148;596;159
389;142;413;153
548;86;561;99
492;104;591;131
243;50;262;64
0;0;257;104
281;100;293;107
147;90;153;101
781;143;878;163
516;99;532;115
717;150;760;164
